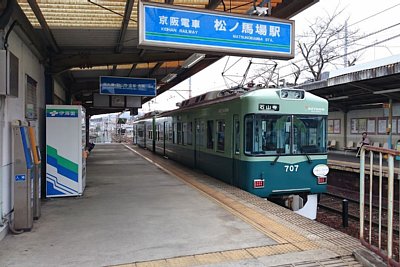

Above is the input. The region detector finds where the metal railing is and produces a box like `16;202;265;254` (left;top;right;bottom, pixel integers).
360;145;400;266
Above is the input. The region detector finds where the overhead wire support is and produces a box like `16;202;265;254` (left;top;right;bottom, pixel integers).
87;0;137;22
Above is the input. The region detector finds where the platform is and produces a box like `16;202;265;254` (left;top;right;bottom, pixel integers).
328;150;400;176
0;144;364;267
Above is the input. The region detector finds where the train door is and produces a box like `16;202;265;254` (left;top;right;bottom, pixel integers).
143;123;147;148
163;121;167;156
194;119;200;168
232;115;240;186
133;125;136;145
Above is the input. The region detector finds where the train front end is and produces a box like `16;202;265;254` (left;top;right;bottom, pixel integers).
238;88;329;218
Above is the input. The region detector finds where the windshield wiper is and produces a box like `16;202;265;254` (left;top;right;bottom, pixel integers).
271;151;281;165
303;150;312;164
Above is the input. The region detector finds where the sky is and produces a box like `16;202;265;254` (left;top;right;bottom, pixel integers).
99;0;400;117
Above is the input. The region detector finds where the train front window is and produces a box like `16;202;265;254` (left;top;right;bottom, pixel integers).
244;114;326;156
245;115;291;155
293;116;326;154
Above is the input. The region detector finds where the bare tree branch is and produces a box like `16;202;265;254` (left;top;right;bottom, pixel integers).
294;7;361;81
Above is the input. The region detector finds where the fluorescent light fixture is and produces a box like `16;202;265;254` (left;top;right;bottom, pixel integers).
373;88;400;94
329;96;349;101
85;100;93;104
161;73;177;83
182;53;206;68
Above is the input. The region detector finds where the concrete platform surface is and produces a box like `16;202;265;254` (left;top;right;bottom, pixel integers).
0;144;274;267
0;144;366;267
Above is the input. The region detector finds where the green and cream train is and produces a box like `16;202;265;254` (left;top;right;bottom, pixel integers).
133;88;329;217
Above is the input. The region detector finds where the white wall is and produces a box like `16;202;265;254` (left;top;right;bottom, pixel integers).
0;31;45;239
328;111;345;149
328;107;400;149
347;108;389;146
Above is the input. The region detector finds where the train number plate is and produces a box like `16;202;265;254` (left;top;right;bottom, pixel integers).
284;165;299;172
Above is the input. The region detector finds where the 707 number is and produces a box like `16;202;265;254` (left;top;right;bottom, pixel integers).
284;165;299;172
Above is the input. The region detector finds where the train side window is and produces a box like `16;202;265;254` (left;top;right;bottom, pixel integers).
177;122;182;144
183;122;187;145
217;120;225;152
187;122;193;145
173;123;177;144
199;121;205;147
245;116;254;153
234;119;240;154
168;123;173;141
207;120;214;149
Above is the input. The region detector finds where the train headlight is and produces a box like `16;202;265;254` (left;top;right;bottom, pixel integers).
280;89;305;100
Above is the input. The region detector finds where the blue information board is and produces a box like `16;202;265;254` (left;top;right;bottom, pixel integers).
100;76;157;96
139;2;294;59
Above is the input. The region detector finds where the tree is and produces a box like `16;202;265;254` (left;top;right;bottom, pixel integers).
295;8;360;82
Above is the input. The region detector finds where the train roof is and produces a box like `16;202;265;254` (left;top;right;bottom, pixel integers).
175;87;326;110
175;88;247;109
134;110;162;121
146;87;328;118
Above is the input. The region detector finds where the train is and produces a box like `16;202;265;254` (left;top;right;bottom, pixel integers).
133;87;329;218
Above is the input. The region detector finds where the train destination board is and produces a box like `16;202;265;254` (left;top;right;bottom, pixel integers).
100;76;156;96
259;104;279;111
139;2;294;59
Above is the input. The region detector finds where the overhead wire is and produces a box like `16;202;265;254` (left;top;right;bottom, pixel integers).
347;2;400;27
278;32;400;80
276;21;400;74
274;2;400;79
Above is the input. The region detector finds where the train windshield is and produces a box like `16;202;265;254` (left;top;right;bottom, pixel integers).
245;114;327;156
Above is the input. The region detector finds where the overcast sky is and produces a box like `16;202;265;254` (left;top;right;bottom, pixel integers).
133;0;400;114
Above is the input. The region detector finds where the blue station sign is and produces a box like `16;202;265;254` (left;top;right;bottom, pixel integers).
100;76;157;96
139;2;294;59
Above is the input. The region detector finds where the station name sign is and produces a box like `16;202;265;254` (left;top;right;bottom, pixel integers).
99;76;156;96
138;2;294;59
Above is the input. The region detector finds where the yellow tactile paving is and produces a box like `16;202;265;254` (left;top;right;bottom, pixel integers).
111;244;305;267
116;264;136;267
166;256;198;267
246;244;300;257
293;241;320;251
136;260;168;267
194;252;228;264
220;249;253;261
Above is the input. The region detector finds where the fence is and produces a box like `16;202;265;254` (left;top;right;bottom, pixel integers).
360;145;400;266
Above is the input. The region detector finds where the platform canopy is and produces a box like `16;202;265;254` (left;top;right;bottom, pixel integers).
1;0;318;114
296;56;400;112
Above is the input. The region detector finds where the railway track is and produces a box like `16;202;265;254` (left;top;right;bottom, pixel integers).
318;191;399;235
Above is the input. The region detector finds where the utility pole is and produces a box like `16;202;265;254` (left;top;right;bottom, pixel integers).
189;77;192;98
344;20;348;67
